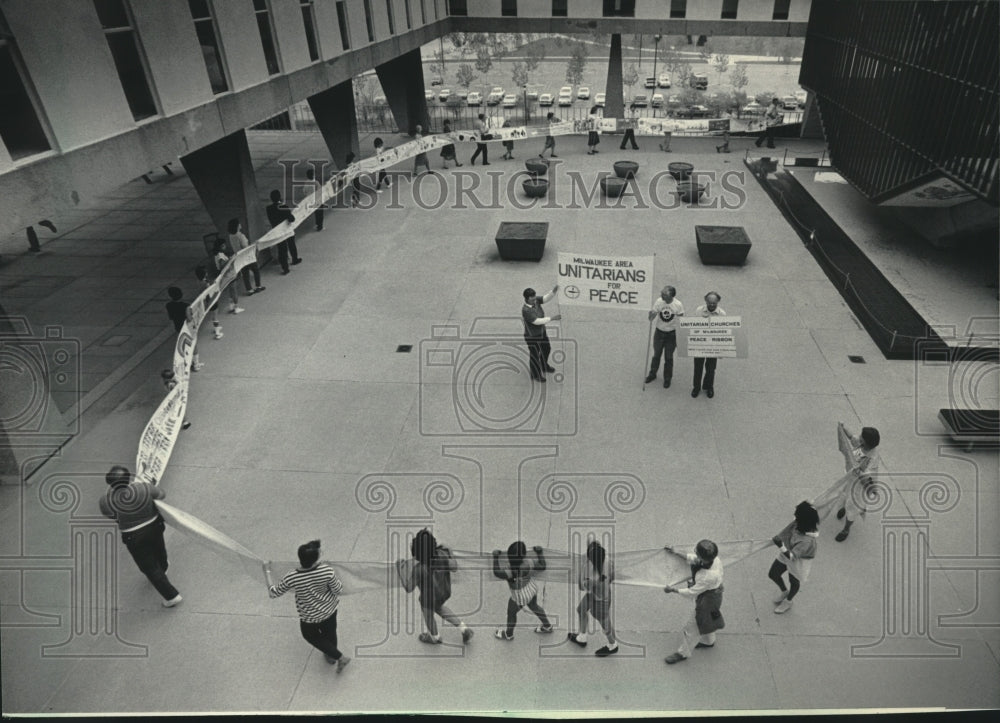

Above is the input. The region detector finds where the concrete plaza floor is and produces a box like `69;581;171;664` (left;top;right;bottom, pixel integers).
1;130;998;715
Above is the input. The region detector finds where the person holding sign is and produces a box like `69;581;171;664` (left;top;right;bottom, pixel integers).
522;286;561;383
663;540;724;664
691;292;726;399
645;285;684;388
834;425;882;542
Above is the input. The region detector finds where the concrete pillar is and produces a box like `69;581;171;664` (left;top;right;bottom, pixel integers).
605;34;625;121
375;47;429;135
800;91;824;140
179;129;269;243
308;79;361;170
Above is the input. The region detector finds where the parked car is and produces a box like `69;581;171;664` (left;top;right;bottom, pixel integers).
502;93;517;108
438;88;451;102
782;95;799;110
794;89;807;107
742;100;764;115
651;93;664;108
539;93;554;106
632;94;648;107
644;77;656;88
466;91;482;106
595;92;606;107
658;74;672;88
526;86;541;100
424;90;434;101
558;86;573;106
689;74;708;90
577;86;590;99
458;89;469;100
487;86;504;105
430;76;442;86
675;104;711;118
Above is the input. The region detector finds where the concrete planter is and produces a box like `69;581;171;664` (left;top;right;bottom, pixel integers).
677;180;706;203
600;176;627;198
613;160;639;179
525;158;549;176
668;161;694;181
522;178;549;197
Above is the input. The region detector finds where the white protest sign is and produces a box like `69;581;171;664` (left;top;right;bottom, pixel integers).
679;316;747;358
557;253;654;308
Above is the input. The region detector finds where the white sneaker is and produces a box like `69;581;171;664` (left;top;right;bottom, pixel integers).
213;331;224;339
774;599;793;614
229;306;245;314
162;594;183;608
191;362;204;372
774;590;789;604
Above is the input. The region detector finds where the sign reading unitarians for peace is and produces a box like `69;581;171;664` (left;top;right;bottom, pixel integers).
679;316;748;358
556;252;654;308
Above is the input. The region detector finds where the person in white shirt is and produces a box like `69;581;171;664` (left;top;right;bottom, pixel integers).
663;539;724;664
691;291;726;398
835;425;882;541
646;285;684;388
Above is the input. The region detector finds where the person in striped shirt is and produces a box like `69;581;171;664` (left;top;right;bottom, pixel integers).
491;540;553;640
265;540;351;673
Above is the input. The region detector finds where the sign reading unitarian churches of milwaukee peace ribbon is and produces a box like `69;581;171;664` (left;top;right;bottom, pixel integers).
679;316;748;358
556;252;655;308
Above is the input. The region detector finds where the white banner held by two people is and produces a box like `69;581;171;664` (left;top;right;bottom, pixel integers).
556;252;655;309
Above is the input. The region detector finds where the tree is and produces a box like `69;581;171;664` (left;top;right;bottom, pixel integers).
730;62;749;95
525;43;546;73
676;61;693;89
698;45;713;64
712;53;730;84
623;63;639;95
429;50;445;78
511;61;528;89
474;47;493;76
455;63;477;91
755;89;777;105
565;44;588;87
445;94;464;121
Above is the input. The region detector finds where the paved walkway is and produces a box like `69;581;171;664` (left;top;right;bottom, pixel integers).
1;131;997;715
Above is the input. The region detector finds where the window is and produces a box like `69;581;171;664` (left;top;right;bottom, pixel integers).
336;1;351;50
363;0;375;41
552;0;568;16
772;0;790;20
300;0;320;61
448;0;467;16
502;0;517;16
0;11;51;159
602;1;635;17
189;0;228;94
721;0;738;19
94;0;157;120
386;0;395;34
253;0;281;75
404;0;412;29
419;0;426;24
670;0;686;19
434;0;439;20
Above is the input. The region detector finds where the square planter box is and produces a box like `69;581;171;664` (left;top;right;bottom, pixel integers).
695;225;752;266
495;221;548;261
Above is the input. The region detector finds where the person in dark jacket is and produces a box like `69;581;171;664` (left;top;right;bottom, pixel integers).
265;189;301;275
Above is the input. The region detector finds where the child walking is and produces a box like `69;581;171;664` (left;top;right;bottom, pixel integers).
491;541;553;640
567;539;618;657
769;501;820;614
397;528;473;645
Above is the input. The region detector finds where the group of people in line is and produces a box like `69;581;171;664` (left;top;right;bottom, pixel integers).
99;407;881;673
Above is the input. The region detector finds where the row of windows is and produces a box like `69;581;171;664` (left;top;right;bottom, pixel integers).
0;0;439;162
448;0;792;21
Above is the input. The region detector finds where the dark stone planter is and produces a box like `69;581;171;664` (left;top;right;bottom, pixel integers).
495;221;548;261
668;161;694;181
677;180;706;203
525;158;549;176
613;160;639;179
695;225;752;266
600;176;627;198
522;178;549;197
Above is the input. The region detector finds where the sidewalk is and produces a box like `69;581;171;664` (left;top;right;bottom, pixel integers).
1;131;997;714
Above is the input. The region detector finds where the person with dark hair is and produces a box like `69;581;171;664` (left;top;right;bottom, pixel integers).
397;528;472;645
755;97;781;149
835;424;882;542
492;541;553;640
227;218;265;296
341;152;363;207
265;189;302;274
568;539;618;656
769;501;820;613
620;103;640;151
194;265;223;340
663;539;724;664
372;137;391;191
522;285;561;383
98;465;182;607
470;114;490;166
265;541;351;673
539;112;559;158
691;291;726;398
645;285;684;388
500;117;515;160
212;238;244;315
412;124;432;177
586;105;601;155
161;369;192;430
305;167;325;231
439;120;462;169
165;287;202;371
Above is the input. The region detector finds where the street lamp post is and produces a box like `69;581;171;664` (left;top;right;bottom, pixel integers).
523;84;529;125
652;35;661;117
